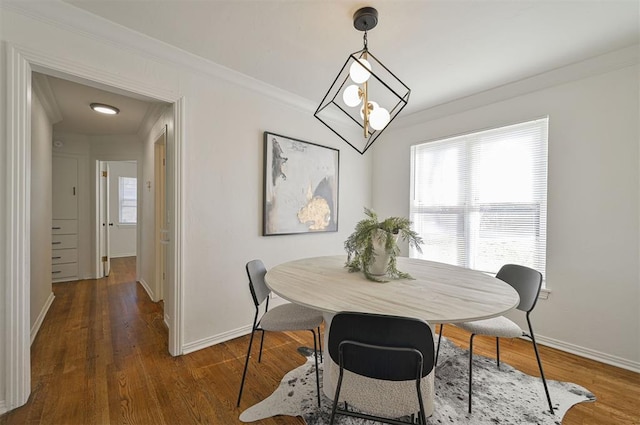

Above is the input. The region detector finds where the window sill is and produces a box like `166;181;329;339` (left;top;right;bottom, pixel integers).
539;287;551;300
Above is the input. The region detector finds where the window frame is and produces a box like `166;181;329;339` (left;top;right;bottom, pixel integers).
409;117;548;280
118;176;137;225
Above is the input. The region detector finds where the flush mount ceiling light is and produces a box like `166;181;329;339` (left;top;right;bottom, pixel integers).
314;7;410;155
90;103;120;115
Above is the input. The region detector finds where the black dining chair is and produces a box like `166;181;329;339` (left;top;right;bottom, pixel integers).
436;264;554;415
328;311;434;425
236;259;323;407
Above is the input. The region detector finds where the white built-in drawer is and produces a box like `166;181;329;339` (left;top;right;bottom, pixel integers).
52;234;77;249
52;262;77;279
52;219;77;235
51;248;77;264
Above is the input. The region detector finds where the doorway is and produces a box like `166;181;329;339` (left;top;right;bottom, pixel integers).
97;160;139;278
4;47;185;411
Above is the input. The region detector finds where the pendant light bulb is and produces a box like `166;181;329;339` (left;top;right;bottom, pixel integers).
349;59;371;84
369;106;390;130
343;85;362;107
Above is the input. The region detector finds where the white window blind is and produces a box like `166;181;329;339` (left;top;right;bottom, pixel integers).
119;176;137;224
410;118;548;277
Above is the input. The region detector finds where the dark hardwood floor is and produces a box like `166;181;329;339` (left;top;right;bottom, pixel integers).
1;257;638;424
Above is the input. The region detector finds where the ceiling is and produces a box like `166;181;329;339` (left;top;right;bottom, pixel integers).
37;73;166;135
47;1;639;135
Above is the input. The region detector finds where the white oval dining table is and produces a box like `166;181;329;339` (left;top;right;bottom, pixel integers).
264;255;520;416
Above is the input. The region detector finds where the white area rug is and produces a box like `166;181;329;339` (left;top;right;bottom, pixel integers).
240;337;595;424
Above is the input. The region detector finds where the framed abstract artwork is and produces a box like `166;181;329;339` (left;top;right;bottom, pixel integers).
263;132;339;235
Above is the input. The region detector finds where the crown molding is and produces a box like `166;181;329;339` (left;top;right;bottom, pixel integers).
1;1;317;114
4;2;637;135
396;44;639;128
31;73;63;124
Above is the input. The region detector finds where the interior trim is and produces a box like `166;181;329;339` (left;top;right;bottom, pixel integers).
3;41;186;412
4;43;32;412
30;292;55;345
536;334;640;374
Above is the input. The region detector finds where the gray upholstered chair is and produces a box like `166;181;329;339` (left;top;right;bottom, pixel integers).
328;311;434;425
236;259;323;408
436;264;553;415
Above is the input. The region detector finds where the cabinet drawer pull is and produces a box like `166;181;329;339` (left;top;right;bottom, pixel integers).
52;226;61;230
52;271;61;274
52;256;62;260
52;242;61;245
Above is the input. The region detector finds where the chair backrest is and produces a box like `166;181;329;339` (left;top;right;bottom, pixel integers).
328;312;434;381
496;264;543;313
246;260;270;307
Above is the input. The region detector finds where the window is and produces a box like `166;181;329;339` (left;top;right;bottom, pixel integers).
410;118;548;277
119;176;137;224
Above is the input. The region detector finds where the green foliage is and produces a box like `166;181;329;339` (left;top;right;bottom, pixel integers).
344;207;424;282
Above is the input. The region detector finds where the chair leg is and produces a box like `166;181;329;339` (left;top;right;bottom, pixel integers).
310;329;321;407
237;326;258;407
415;375;427;425
318;326;323;362
435;324;444;367
329;363;346;425
527;315;554;415
468;333;476;414
496;337;500;368
257;329;266;362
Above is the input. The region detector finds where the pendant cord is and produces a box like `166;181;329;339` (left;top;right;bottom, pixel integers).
363;31;368;50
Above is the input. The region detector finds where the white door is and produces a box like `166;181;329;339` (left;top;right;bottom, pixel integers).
98;161;111;277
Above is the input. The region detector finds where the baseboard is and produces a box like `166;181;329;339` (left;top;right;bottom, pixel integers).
536;334;640;373
180;323;639;374
138;278;157;302
30;292;55;345
182;325;253;355
164;314;170;329
0;399;7;415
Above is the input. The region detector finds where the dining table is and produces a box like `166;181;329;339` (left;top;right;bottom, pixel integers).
264;255;520;417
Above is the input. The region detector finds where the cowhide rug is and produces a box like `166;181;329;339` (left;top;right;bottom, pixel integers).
240;337;595;424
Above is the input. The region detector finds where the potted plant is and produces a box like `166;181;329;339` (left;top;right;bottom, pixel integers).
344;207;424;282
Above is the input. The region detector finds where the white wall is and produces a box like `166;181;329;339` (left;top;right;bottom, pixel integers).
107;161;137;258
373;62;639;369
175;68;370;348
30;91;53;337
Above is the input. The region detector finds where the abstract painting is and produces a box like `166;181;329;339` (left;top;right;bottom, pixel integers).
263;132;339;235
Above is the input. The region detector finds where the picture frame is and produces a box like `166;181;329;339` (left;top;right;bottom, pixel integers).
263;132;339;236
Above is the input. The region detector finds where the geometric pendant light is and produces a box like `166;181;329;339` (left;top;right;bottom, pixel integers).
315;7;410;154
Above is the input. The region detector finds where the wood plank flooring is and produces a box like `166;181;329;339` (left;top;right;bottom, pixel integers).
1;257;638;424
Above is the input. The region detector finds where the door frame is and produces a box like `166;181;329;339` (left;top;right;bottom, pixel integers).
154;128;168;304
97;160;111;278
3;44;185;411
